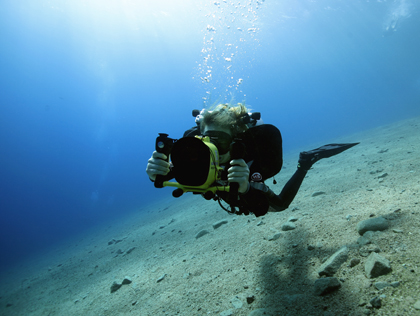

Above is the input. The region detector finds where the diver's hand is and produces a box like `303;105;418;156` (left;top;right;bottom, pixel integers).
227;159;250;194
146;151;170;181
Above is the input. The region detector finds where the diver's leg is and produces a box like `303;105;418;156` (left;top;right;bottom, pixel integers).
277;168;307;206
266;143;359;212
267;168;307;212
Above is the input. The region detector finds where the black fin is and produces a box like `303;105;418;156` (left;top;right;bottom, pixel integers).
302;142;360;159
298;142;360;170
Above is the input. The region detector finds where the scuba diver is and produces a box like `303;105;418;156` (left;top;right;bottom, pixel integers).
146;103;359;217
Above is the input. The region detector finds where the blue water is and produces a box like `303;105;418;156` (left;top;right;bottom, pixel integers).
1;0;419;270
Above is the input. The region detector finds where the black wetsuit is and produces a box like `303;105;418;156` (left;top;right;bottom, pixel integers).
183;124;307;217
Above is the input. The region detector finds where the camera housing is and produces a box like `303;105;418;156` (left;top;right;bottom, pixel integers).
171;136;221;187
155;134;230;197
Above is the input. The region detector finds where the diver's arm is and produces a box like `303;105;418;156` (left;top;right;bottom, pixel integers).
226;158;270;216
238;184;270;217
246;168;307;213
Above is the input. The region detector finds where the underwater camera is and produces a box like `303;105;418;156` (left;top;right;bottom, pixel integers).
153;109;260;201
154;133;237;199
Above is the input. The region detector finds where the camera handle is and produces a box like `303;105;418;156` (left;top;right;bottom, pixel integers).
229;140;245;212
154;133;174;188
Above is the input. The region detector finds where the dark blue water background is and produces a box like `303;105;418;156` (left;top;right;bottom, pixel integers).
1;0;419;270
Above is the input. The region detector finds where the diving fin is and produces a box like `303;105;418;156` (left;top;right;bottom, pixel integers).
298;142;360;171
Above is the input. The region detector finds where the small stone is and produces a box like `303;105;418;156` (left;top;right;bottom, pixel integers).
288;216;298;222
281;222;296;231
131;301;137;306
365;252;392;278
314;277;341;295
122;276;132;285
370;296;382;308
308;245;315;250
311;191;326;197
231;296;243;309
213;220;228;229
110;281;122;293
414;300;420;310
392;229;403;233
357;216;389;235
268;232;282;241
125;247;136;255
246;295;255;304
318;246;349;277
157;274;166;283
349;258;360;267
374;281;390;290
195;230;210;239
390;281;400;288
114;237;125;244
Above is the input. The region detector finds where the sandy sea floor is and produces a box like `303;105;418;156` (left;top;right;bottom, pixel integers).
1;116;420;316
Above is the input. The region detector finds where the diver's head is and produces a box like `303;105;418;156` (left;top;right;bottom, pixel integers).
200;103;249;163
199;103;250;137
